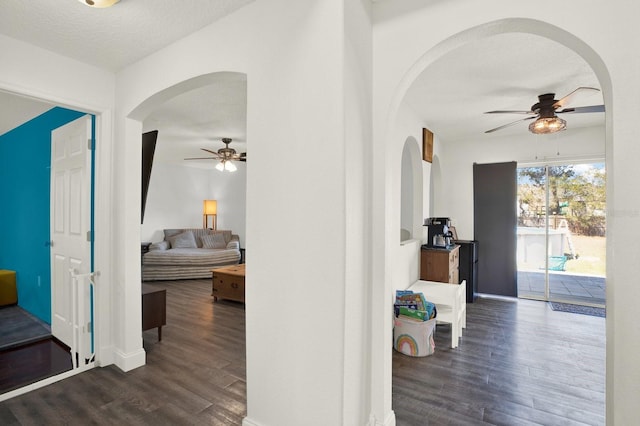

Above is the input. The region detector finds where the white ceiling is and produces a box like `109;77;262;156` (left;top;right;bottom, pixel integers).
0;92;55;137
0;0;254;72
0;0;253;155
142;72;247;168
0;2;604;161
404;32;604;141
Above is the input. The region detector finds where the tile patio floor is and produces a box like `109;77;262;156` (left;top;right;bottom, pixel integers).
518;270;606;306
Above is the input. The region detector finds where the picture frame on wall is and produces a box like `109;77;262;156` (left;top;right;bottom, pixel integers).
423;128;433;163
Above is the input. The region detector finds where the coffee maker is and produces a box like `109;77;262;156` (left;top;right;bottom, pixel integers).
424;217;453;249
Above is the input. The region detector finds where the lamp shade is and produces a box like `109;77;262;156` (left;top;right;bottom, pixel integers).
203;200;217;215
78;0;120;7
528;116;566;134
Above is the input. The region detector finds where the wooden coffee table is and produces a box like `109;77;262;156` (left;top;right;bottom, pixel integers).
211;264;246;303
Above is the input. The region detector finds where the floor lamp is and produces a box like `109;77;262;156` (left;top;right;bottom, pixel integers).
203;200;217;230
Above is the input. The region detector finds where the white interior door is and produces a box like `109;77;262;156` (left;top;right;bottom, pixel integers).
50;115;92;348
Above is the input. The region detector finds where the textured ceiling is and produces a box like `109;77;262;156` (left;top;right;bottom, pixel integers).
0;3;604;161
403;32;604;142
0;0;253;148
142;72;247;168
0;0;254;72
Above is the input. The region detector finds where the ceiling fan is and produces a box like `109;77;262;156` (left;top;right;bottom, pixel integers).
484;87;605;134
184;138;246;172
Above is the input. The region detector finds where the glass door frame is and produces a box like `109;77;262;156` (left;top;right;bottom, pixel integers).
517;157;606;308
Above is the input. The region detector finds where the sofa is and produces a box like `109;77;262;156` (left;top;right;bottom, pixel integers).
142;228;241;281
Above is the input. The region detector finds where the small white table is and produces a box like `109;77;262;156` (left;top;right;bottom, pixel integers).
408;280;466;348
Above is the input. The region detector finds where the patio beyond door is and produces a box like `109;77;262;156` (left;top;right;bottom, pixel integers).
516;163;606;307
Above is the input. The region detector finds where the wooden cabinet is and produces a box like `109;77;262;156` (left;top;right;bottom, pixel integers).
420;245;460;284
142;284;166;341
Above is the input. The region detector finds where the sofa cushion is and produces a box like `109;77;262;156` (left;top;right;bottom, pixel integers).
168;231;197;248
164;229;184;240
201;233;227;249
149;241;169;251
143;248;240;266
164;228;233;248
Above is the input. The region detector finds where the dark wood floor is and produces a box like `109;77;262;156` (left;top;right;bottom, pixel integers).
0;338;72;394
0;280;604;425
393;297;605;425
0;279;247;425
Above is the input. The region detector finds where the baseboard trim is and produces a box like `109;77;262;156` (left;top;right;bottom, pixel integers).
243;410;395;426
242;416;263;426
368;410;396;426
96;344;115;367
113;347;146;372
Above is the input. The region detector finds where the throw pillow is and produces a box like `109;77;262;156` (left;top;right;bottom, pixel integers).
168;231;197;248
149;241;169;251
163;229;184;240
201;233;227;249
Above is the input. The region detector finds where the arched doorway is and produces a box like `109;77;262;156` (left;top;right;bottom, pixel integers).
128;69;248;324
375;18;612;424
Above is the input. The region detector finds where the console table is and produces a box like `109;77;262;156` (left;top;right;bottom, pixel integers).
142;284;166;341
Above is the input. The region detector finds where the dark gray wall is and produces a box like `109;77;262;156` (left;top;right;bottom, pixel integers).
473;162;517;297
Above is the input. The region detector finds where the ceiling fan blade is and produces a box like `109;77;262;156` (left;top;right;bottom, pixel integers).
484;110;535;115
557;105;605;114
184;157;217;160
485;116;536;134
553;87;600;109
201;148;221;156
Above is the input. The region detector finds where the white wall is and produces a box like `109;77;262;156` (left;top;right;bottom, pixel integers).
115;0;372;425
400;143;413;238
141;162;247;245
390;103;442;295
373;2;640;424
141;163;211;241
342;0;373;424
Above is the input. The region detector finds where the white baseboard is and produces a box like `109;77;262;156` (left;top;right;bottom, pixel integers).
113;347;146;372
96;344;115;367
242;416;263;426
368;410;396;426
243;410;395;426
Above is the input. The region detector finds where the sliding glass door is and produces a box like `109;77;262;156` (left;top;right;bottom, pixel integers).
516;162;606;307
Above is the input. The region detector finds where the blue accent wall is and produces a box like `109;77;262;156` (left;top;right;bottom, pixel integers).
0;107;86;324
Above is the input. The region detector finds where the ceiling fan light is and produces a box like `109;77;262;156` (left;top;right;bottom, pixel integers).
528;116;567;134
225;161;237;172
215;161;225;172
78;0;120;7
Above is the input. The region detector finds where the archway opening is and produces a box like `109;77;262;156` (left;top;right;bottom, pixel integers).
382;18;612;425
